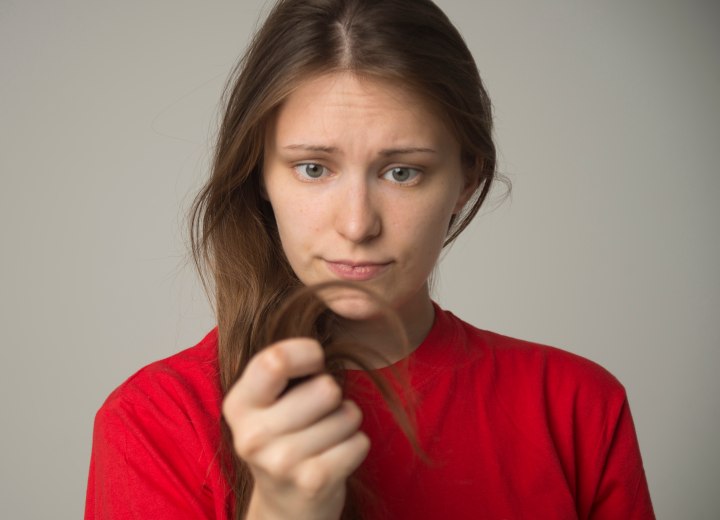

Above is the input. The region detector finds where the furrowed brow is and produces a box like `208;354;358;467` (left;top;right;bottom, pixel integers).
283;144;338;153
379;147;437;156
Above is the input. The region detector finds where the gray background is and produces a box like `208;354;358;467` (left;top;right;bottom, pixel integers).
1;0;718;518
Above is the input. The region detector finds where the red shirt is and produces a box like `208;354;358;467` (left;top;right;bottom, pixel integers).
86;306;655;519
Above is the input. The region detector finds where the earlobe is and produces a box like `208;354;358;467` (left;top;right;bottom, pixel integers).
454;184;474;214
453;160;482;214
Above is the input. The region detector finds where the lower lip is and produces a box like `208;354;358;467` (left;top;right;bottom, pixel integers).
325;261;391;281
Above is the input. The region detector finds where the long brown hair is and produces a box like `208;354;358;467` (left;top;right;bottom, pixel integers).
190;0;497;517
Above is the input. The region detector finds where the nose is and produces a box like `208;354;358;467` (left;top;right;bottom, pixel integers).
334;177;382;243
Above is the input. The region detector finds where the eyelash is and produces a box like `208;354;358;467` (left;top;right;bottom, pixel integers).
293;163;329;180
382;166;421;185
293;163;422;185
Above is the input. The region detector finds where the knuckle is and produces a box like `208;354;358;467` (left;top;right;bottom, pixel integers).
233;423;268;457
265;445;295;478
221;395;236;421
295;464;332;498
222;395;246;432
258;347;287;376
221;381;246;419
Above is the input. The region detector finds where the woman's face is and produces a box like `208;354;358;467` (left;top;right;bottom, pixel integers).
263;72;476;329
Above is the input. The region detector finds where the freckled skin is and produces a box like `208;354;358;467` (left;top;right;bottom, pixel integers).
263;72;477;357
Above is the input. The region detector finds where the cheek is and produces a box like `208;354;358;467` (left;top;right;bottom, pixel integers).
271;193;322;260
396;195;456;256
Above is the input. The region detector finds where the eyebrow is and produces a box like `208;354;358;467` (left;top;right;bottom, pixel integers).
282;144;437;156
380;147;437;156
283;144;338;153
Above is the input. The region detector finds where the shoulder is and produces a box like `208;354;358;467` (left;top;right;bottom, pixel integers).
416;308;654;518
441;309;627;405
88;329;230;517
95;328;222;433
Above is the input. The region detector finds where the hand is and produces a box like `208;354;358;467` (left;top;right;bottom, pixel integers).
222;338;370;520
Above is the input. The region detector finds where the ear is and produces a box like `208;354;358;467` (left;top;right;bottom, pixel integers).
258;165;270;201
453;158;482;214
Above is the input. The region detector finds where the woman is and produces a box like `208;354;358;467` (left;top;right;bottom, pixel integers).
85;0;655;518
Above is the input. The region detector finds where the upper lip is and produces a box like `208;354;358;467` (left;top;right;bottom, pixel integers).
325;259;392;267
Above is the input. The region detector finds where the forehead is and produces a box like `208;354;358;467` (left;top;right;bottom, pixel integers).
269;72;455;150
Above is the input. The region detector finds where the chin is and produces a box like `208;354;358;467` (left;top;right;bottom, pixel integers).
321;286;387;321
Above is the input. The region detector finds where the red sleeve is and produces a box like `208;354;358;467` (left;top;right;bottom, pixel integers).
84;355;229;519
589;397;655;519
538;343;655;519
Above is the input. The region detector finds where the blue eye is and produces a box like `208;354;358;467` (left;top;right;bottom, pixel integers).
294;163;328;179
382;167;420;184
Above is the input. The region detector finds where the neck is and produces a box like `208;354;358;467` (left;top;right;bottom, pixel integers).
334;290;435;368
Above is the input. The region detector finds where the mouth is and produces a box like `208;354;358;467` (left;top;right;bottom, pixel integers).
324;259;392;281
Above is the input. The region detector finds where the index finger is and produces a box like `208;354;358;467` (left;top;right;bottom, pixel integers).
228;337;325;409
